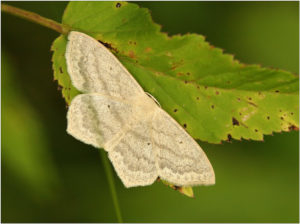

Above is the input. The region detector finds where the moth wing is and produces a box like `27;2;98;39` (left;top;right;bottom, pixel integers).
65;31;144;100
108;118;158;188
67;93;137;150
152;109;215;186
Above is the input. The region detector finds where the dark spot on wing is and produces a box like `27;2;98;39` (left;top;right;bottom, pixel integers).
116;2;121;8
232;117;240;126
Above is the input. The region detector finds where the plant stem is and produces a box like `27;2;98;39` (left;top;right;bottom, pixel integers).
1;3;67;34
100;150;123;223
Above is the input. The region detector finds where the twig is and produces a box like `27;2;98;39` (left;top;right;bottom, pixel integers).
1;3;67;34
100;150;123;223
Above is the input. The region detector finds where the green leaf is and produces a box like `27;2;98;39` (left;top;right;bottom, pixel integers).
51;2;298;196
52;1;299;144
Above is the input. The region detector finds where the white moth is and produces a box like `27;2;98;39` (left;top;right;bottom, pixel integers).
65;31;215;188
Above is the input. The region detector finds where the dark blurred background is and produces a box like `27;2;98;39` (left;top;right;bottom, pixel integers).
1;2;299;222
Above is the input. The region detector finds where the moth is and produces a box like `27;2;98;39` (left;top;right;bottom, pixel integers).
65;31;215;187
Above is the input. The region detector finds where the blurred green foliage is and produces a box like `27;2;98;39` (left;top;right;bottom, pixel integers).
1;2;299;222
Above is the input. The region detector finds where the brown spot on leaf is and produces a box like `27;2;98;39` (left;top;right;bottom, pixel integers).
211;105;214;109
255;129;258;132
204;86;208;89
184;80;188;84
174;109;178;112
289;125;299;131
183;124;187;128
232;117;240;126
98;40;113;50
177;72;184;76
237;98;241;101
280;117;284;120
196;97;199;100
128;51;136;59
145;47;152;53
275;90;280;93
116;2;121;8
216;91;219;95
248;97;252;100
227;134;232;142
197;86;200;89
267;116;270;120
187;72;190;76
173;185;181;190
291;112;294;115
247;101;258;107
59;67;63;73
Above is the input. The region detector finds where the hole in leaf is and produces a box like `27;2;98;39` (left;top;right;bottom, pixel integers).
116;2;121;8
